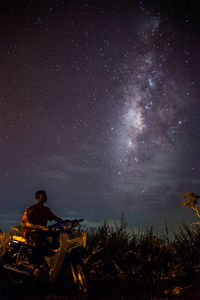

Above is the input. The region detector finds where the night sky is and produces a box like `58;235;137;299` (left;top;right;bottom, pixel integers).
1;0;200;232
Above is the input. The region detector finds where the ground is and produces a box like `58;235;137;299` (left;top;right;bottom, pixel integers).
0;274;200;300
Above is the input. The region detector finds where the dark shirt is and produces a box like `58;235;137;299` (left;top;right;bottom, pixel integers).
22;203;55;226
22;203;56;238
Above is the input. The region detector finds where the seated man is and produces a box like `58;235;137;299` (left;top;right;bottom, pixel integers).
22;190;62;237
22;190;62;264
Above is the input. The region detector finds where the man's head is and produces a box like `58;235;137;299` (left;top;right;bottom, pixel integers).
35;190;47;204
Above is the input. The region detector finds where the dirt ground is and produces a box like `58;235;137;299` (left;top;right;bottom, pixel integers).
0;277;200;300
0;266;200;300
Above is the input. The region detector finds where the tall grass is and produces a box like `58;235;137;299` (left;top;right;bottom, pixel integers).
0;232;10;258
1;220;200;289
84;220;200;287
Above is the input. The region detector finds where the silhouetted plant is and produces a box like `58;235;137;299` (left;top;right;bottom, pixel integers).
181;191;200;224
0;232;10;258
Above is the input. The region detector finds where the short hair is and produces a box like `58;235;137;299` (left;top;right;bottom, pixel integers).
35;190;46;199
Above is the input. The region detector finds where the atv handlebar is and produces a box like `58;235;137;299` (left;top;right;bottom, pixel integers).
48;218;84;231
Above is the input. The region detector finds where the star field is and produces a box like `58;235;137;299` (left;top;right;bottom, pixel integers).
0;0;200;231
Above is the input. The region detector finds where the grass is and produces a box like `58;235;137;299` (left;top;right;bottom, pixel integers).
0;232;11;258
1;220;200;297
83;220;200;297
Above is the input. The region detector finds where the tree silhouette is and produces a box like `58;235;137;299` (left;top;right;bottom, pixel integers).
181;191;200;224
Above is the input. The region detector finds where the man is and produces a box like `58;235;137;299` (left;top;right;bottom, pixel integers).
22;191;63;270
22;190;62;239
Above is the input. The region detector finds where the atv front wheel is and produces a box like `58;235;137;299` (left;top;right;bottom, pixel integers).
69;261;88;297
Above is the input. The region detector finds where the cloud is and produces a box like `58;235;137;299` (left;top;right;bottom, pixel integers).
0;212;21;232
38;149;106;184
46;153;103;175
40;169;70;181
110;143;200;215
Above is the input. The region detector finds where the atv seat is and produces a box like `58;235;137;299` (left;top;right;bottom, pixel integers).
12;235;27;244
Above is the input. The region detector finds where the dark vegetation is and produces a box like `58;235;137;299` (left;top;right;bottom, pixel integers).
83;220;200;298
0;191;200;299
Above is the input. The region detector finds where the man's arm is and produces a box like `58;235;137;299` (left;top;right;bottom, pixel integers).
46;207;63;223
53;216;63;223
25;222;49;231
22;208;48;231
47;207;63;223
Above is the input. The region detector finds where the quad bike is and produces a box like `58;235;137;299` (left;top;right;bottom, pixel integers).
1;219;88;297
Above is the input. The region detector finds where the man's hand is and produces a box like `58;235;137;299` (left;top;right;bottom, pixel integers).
26;222;49;231
40;226;49;231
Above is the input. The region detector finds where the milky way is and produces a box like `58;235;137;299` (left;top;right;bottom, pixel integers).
0;0;199;231
117;11;193;165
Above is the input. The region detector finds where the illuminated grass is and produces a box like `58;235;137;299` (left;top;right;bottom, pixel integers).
84;220;200;287
0;220;199;297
